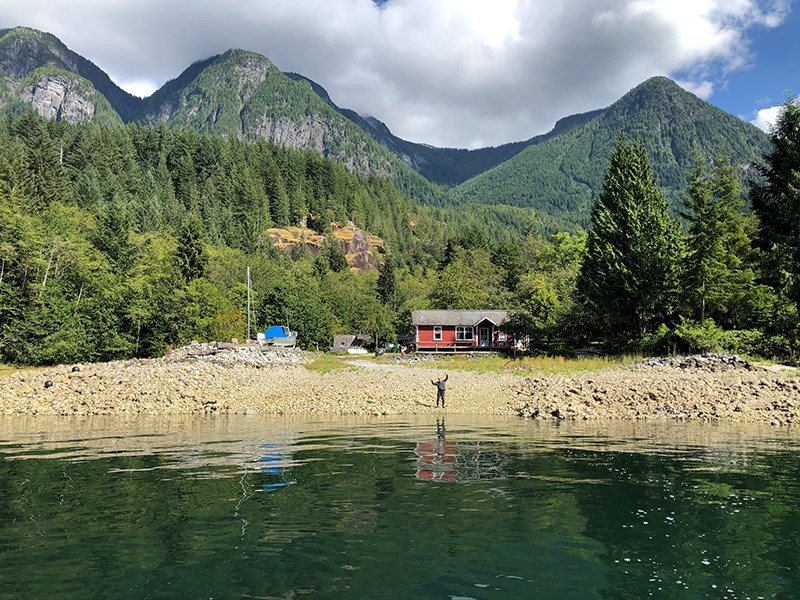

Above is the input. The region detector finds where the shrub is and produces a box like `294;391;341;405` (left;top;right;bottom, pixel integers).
671;319;724;354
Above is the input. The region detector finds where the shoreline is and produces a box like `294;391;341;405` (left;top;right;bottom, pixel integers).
1;349;799;425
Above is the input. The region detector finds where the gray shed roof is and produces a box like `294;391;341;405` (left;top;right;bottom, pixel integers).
411;310;507;327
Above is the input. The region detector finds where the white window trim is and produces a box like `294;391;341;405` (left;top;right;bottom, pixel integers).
433;326;442;341
455;326;473;341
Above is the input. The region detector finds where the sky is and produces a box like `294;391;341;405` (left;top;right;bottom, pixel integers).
0;0;796;148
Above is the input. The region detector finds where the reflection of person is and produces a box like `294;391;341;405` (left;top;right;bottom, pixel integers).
415;418;457;481
431;373;448;408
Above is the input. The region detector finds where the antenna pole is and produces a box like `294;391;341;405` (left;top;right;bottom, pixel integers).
247;265;252;342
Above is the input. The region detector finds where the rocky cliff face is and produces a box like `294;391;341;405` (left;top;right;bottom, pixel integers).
249;115;381;173
267;223;384;271
20;73;98;123
0;27;139;118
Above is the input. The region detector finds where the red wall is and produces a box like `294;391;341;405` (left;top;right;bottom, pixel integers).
416;323;511;349
416;325;475;348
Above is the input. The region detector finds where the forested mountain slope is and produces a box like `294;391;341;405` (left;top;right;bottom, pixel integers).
132;50;444;201
286;72;532;188
0;28;444;206
448;77;771;230
0;27;773;235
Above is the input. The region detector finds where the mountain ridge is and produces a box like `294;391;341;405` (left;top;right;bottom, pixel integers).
447;76;770;230
0;26;139;118
0;26;772;233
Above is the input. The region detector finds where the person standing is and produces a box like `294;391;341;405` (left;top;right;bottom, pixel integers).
431;373;448;408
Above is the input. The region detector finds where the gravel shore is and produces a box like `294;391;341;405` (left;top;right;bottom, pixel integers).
1;347;798;425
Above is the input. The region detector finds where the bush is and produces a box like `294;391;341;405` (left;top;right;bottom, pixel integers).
636;323;671;355
671;319;724;354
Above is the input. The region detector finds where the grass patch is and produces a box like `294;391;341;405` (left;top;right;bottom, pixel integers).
0;364;39;377
397;353;643;376
304;354;358;373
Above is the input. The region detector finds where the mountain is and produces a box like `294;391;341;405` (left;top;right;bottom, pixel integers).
286;72;531;188
0;27;774;236
0;28;443;205
129;49;444;204
0;26;137;120
447;77;771;231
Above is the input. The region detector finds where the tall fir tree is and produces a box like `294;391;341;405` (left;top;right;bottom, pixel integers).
377;255;398;310
751;98;800;314
577;135;681;336
176;212;208;284
681;160;759;327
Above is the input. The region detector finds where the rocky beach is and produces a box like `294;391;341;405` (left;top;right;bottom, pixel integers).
0;344;797;425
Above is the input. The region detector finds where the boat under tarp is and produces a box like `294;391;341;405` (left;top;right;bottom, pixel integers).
262;325;297;347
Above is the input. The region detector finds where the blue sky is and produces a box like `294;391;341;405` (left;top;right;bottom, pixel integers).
712;4;799;128
0;0;795;147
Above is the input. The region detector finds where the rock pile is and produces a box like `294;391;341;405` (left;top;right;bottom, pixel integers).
167;341;307;367
638;353;755;372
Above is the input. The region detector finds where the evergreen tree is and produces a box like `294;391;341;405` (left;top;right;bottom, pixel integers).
176;213;207;284
324;237;349;273
577;135;681;336
751;98;800;313
681;160;758;327
94;195;134;269
377;255;398;309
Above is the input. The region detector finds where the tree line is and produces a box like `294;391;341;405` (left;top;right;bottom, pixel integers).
0;102;798;366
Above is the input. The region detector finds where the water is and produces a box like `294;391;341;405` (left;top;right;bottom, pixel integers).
2;415;800;599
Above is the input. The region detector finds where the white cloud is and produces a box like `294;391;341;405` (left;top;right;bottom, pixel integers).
676;79;715;99
0;0;790;147
752;105;782;131
117;80;158;99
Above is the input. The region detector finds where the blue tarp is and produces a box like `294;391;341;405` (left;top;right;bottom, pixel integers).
264;325;290;338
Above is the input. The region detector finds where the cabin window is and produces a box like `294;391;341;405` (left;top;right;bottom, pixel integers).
498;332;507;341
456;326;473;341
433;326;442;341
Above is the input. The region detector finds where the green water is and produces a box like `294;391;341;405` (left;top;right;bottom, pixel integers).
1;416;799;599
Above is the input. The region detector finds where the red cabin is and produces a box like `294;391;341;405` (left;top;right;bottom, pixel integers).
411;310;510;352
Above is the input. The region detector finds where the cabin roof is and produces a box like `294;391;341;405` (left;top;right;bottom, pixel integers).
410;310;507;327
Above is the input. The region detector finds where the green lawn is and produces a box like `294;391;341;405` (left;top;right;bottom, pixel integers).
375;352;644;375
304;354;359;373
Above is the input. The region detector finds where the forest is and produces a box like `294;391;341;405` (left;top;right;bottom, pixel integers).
0;102;798;366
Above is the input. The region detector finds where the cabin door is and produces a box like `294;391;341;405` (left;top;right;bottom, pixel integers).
478;327;490;347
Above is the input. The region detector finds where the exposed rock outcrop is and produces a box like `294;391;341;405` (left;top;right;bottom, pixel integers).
266;222;383;271
20;73;97;123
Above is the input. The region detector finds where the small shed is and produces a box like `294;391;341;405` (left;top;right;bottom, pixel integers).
332;334;371;352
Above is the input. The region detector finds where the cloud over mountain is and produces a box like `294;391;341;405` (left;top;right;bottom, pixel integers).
0;0;788;147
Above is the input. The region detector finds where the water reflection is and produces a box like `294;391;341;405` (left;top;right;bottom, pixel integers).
2;416;800;599
414;418;508;482
258;443;293;493
415;419;458;481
